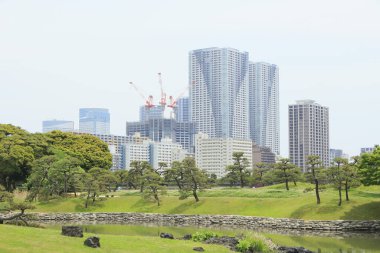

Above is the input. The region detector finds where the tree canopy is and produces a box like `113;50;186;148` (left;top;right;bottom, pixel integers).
358;146;380;186
0;124;113;192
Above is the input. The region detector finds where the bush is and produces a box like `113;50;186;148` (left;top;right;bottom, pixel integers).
303;187;314;193
236;236;273;253
192;231;218;242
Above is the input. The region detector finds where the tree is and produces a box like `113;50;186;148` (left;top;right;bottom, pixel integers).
225;152;250;188
328;157;347;206
113;170;129;191
358;146;380;185
82;172;99;208
306;155;325;204
52;154;83;195
26;153;85;201
222;170;239;187
0;124;48;191
87;167;116;194
26;155;59;201
142;169;166;206
164;161;186;189
274;158;297;191
252;162;271;186
180;157;209;202
128;161;151;192
45;131;112;171
342;157;361;201
0;185;35;225
156;162;168;176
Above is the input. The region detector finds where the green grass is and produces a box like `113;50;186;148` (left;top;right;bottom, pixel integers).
0;225;231;253
43;224;380;253
31;183;380;220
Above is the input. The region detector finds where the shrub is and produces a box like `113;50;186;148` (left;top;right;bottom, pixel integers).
192;231;218;242
236;236;273;253
303;187;314;193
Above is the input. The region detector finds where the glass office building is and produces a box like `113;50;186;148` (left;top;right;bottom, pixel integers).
79;108;110;135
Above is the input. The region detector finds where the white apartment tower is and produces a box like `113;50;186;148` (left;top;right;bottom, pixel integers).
289;100;330;171
125;138;188;171
195;133;252;178
249;62;280;155
189;47;250;140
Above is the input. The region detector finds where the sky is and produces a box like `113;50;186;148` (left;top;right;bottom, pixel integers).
0;0;379;157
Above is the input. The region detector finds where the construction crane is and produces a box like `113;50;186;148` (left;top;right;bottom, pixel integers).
157;72;167;107
129;81;155;109
167;81;196;109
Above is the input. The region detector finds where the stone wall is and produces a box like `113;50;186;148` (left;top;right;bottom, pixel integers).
25;212;380;232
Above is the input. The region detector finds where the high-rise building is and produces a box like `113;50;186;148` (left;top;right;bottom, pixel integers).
151;138;187;172
252;144;276;165
329;149;343;164
125;138;188;171
139;105;164;122
42;120;74;133
195;133;252;178
360;146;377;154
79;108;110;135
249;62;280;155
289;100;330;171
175;97;190;123
74;132;148;170
126;118;196;153
189;47;250;140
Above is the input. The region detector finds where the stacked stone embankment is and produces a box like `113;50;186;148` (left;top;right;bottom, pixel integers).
24;212;380;231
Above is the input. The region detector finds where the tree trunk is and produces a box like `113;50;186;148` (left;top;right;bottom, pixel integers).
175;179;182;190
285;179;289;191
345;180;349;201
154;192;160;206
338;187;342;206
64;172;67;194
193;190;199;202
293;180;297;186
92;192;96;203
315;179;321;204
0;209;26;224
240;169;244;188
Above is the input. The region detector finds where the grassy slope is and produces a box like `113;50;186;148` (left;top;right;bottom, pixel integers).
0;225;231;253
32;183;380;220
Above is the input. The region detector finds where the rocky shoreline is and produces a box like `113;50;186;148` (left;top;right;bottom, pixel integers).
24;212;380;232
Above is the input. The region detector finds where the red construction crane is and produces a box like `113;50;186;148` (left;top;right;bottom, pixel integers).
129;81;155;109
167;81;196;109
157;72;167;107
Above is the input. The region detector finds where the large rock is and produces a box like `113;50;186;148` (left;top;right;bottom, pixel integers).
204;236;239;250
183;234;192;240
160;232;174;239
84;236;100;248
277;246;314;253
193;247;205;252
61;226;83;237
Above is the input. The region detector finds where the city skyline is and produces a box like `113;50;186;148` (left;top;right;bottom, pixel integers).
1;0;379;157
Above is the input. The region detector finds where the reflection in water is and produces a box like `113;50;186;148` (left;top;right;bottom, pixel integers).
42;221;380;253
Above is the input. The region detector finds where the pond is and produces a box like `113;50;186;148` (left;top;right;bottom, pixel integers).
44;222;380;253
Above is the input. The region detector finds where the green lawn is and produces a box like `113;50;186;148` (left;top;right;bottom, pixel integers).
0;225;231;253
32;183;380;220
45;224;380;253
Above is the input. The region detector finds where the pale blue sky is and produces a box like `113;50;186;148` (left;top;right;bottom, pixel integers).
0;0;379;156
